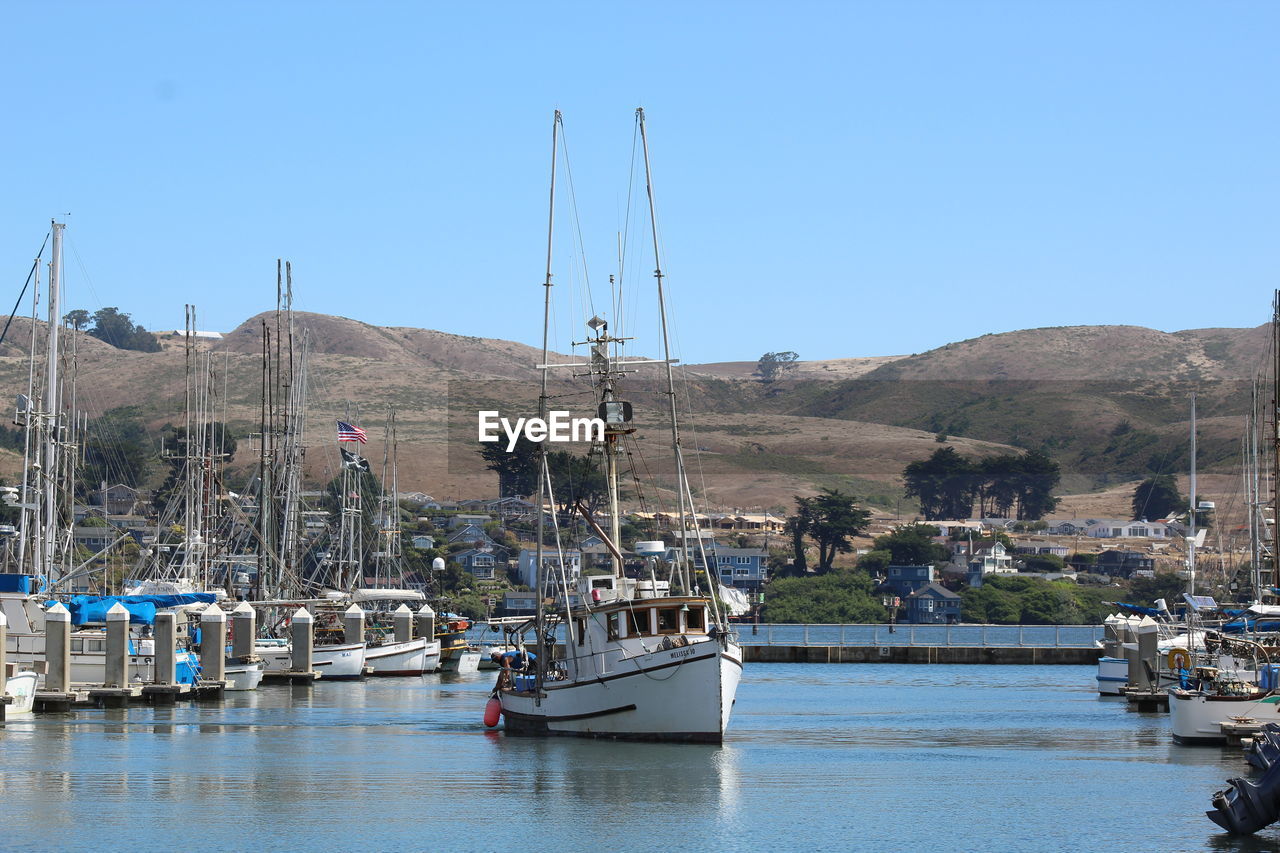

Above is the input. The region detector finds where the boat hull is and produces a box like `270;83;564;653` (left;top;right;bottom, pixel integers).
365;638;441;676
3;671;37;716
499;639;742;743
1169;688;1280;744
224;661;265;691
1095;656;1127;695
441;649;481;674
255;642;367;680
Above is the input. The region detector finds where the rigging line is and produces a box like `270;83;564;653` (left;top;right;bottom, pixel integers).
0;230;51;350
557;121;595;320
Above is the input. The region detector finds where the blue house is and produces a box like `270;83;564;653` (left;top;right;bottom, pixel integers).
410;534;436;550
904;583;961;624
453;548;499;580
884;565;934;599
707;546;769;593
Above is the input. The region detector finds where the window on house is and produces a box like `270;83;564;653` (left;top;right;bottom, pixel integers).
735;569;749;576
736;556;750;564
719;556;731;564
657;608;679;633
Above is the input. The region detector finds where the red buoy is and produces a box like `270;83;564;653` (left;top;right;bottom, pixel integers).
483;697;502;728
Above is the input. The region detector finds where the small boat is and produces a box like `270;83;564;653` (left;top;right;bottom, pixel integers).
3;670;37;717
224;660;265;691
255;639;368;680
436;616;479;673
364;637;441;676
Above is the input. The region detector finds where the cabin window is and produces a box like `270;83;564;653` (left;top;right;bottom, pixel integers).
607;613;620;641
686;607;706;632
657;608;679;634
628;609;649;637
71;638;84;652
87;639;105;653
576;618;586;646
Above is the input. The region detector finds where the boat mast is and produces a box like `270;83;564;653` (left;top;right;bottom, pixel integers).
637;107;694;595
1272;288;1280;603
534;110;561;694
1251;382;1263;602
1188;393;1197;595
41;222;64;587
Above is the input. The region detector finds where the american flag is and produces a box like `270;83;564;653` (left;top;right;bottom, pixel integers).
336;420;367;444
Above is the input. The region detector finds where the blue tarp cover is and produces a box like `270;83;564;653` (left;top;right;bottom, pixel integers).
64;593;217;626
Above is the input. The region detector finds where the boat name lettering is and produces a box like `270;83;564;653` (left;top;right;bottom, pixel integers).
670;647;696;660
478;410;605;451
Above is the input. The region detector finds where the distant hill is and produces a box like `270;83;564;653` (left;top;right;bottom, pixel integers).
0;314;1266;513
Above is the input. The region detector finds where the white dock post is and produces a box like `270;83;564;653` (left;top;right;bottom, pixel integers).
231;602;255;660
1135;616;1159;691
154;611;177;685
344;604;365;645
45;602;71;693
0;610;8;701
393;604;414;643
201;605;227;682
105;602;131;688
290;607;314;673
416;604;435;642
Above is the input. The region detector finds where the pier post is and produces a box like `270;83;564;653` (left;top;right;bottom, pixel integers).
200;606;227;683
416;604;435;643
231;602;255;660
393;604;414;643
290;608;314;673
1102;616;1120;659
45;602;71;693
0;611;7;701
1135;616;1159;690
344;604;365;645
105;602;130;688
154;611;177;685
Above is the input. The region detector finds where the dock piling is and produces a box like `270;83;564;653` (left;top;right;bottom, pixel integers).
45;602;71;693
416;604;435;644
344;604;365;645
231;602;255;661
201;605;227;682
393;604;413;643
154;611;177;685
291;607;314;673
105;602;131;688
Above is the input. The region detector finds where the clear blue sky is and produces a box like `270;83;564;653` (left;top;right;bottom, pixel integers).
3;1;1276;364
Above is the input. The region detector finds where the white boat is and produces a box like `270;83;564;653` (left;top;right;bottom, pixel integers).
3;670;37;716
224;660;265;691
1169;685;1280;744
255;640;367;680
494;109;742;743
364;637;441;676
443;648;481;674
499;576;742;742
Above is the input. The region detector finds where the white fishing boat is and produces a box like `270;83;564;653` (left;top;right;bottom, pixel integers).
224;660;266;690
255;639;367;680
443;647;481;674
365;637;440;675
492;109;742;743
3;670;37;717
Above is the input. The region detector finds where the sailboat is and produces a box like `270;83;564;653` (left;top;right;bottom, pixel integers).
491;110;743;742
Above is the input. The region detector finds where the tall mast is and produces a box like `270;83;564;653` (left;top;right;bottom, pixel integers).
42;222;64;586
1251;382;1263;601
1188;393;1197;595
637;107;694;595
1272;289;1280;602
534;110;561;693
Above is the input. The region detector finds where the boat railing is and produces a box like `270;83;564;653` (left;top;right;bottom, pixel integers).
730;623;1105;648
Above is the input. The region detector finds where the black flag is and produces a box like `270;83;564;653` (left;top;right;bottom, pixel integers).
341;448;370;473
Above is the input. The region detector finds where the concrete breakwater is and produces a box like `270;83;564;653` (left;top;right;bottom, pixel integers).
742;644;1101;664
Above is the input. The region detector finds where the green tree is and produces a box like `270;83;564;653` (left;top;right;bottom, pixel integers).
477;436;538;498
546;449;608;521
63;309;90;331
1132;475;1183;521
152;422;239;511
789;489;871;572
1021;553;1065;573
761;570;887;623
903;446;979;520
79;406;155;494
86;307;161;352
755;351;799;383
871;523;946;566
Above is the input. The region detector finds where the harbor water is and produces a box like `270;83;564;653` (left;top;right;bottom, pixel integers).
0;664;1266;852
